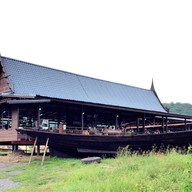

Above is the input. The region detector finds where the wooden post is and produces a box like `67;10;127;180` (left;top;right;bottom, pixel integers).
37;144;40;156
12;144;18;151
11;107;19;130
162;116;164;133
59;123;64;133
1;110;5;129
28;137;38;165
37;107;41;128
185;118;187;130
137;118;139;132
81;112;84;131
142;114;145;132
165;117;168;132
116;115;119;129
41;138;49;166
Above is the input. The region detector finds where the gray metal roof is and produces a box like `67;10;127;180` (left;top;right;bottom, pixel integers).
1;56;167;113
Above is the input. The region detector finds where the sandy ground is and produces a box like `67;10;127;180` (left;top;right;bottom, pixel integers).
0;151;28;191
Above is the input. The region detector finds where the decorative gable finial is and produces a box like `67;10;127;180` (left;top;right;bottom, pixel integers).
150;78;155;92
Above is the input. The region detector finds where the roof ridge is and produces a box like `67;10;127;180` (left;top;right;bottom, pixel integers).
2;56;151;92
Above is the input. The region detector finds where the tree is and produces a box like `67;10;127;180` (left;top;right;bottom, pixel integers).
163;102;192;116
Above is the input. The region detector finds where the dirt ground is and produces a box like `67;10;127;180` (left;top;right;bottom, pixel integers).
0;151;29;191
0;151;30;163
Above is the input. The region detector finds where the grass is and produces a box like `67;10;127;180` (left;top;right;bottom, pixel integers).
2;148;192;192
0;149;10;156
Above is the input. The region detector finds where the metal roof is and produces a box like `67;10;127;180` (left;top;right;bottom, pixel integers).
1;56;167;113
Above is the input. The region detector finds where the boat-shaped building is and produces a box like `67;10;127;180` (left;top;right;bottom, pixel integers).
0;55;192;153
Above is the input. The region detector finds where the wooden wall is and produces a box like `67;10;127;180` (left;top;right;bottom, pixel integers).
0;65;12;93
0;129;17;142
0;107;27;143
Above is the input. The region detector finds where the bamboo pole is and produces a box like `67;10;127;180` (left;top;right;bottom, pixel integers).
28;137;38;165
41;138;49;166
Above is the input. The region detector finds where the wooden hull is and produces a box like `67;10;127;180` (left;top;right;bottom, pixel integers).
17;129;192;156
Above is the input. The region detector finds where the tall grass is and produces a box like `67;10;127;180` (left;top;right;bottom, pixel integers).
3;148;192;192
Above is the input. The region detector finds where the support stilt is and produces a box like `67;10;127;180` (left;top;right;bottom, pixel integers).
28;137;38;165
41;138;49;166
37;144;40;156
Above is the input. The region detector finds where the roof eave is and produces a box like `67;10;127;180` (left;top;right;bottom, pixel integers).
48;96;192;119
0;93;36;99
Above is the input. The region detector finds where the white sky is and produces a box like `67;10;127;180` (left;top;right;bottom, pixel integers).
0;0;192;104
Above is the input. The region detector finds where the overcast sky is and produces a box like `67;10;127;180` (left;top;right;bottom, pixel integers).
0;0;192;104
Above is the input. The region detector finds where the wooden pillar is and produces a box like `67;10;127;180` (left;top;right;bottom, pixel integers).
165;117;168;132
142;114;145;132
59;123;64;133
185;118;187;130
1;110;5;129
11;107;19;130
162;116;164;133
37;107;41;128
12;144;18;151
81;112;84;131
116;115;119;129
152;117;156;127
37;144;40;156
65;105;69;127
81;105;84;131
137;118;139;132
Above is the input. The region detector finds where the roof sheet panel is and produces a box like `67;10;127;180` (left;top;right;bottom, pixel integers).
1;57;166;113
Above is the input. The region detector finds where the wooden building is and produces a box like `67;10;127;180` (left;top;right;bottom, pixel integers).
0;55;192;147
